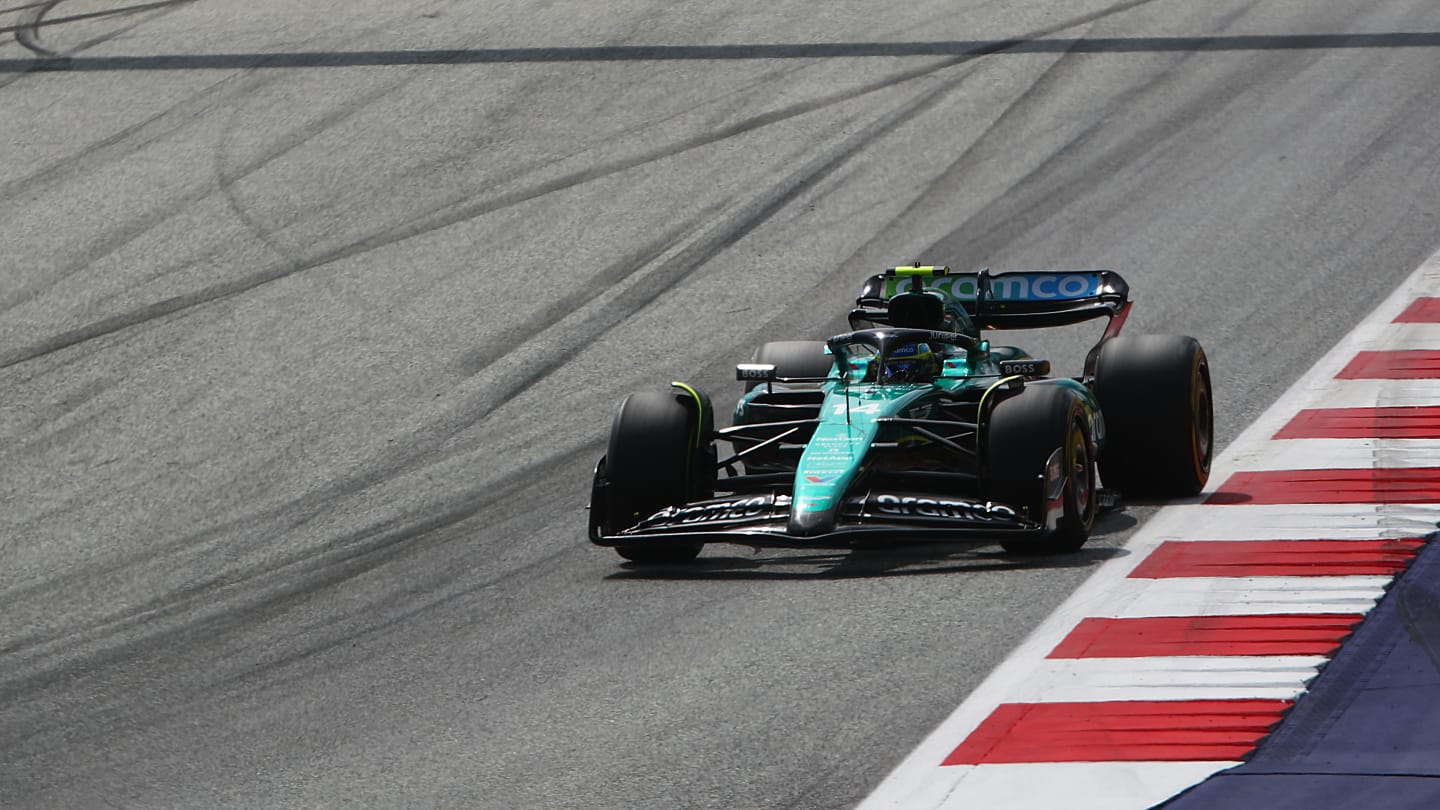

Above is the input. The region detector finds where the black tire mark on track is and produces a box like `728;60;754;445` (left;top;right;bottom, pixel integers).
455;213;720;375
0;1;61;13
392;60;810;217
13;28;1440;73
0;16;424;312
1;70;932;367
0;69;960;707
0;2;1189;781
0;440;597;758
0;7;416;203
0;0;1173;371
0;220;724;655
0;74;264;313
0;0;1177;702
437;58;1009;465
0;0;195;39
0;212;715;675
0;11;1168;683
0;0;195;94
735;0;1266;310
213;72;433;269
13;0;58;56
921;2;1314;260
0;72;243;205
665;4;1211;385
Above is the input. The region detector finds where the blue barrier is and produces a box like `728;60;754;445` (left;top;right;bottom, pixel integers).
1159;532;1440;808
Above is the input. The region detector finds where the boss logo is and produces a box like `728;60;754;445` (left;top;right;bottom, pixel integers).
999;359;1051;377
736;363;777;381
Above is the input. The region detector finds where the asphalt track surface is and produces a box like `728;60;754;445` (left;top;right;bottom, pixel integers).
3;2;1440;808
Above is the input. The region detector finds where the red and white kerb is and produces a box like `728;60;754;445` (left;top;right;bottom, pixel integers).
860;253;1440;810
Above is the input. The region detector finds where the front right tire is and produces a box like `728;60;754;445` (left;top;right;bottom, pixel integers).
988;383;1097;554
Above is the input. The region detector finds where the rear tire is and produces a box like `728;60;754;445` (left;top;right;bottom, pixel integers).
602;391;705;564
745;341;834;391
1094;335;1213;497
988;384;1096;554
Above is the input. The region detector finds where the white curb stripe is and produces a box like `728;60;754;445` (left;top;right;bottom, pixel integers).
925;762;1237;810
1004;656;1331;703
1107;575;1390;617
1142;502;1440;540
1260;377;1440;409
1228;438;1440;470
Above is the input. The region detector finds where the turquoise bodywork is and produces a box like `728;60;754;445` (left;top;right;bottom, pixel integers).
733;337;1105;537
786;383;934;536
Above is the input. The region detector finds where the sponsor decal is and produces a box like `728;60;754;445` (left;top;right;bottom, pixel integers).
886;273;1103;303
633;495;793;532
865;493;1021;523
887;275;977;301
998;359;1051;377
988;273;1102;301
805;475;839;484
638;495;775;529
831;400;884;416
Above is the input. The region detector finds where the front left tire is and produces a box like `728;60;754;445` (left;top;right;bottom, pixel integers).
597;390;707;564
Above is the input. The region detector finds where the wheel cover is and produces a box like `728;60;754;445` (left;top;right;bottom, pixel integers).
1191;359;1214;476
1068;421;1096;526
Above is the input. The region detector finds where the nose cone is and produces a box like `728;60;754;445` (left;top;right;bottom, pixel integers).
787;503;837;537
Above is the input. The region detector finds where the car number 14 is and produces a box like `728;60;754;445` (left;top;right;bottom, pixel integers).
831;401;884;416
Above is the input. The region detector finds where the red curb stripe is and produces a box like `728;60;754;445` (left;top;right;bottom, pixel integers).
1394;297;1440;322
1206;468;1440;504
1275;406;1440;439
1337;350;1440;379
943;700;1293;764
1048;615;1361;659
1130;539;1425;578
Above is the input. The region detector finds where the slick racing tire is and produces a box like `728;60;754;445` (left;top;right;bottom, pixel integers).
745;341;834;391
988;383;1097;554
1094;335;1213;497
602;391;706;564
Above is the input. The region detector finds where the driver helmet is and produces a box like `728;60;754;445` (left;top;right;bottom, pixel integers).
881;342;937;383
942;304;978;338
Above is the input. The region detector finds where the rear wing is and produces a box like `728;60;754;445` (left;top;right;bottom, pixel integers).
853;265;1130;331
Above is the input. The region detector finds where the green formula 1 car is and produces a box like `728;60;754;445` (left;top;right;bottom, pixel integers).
589;265;1212;564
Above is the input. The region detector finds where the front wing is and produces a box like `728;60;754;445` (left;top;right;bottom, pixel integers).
592;492;1047;549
